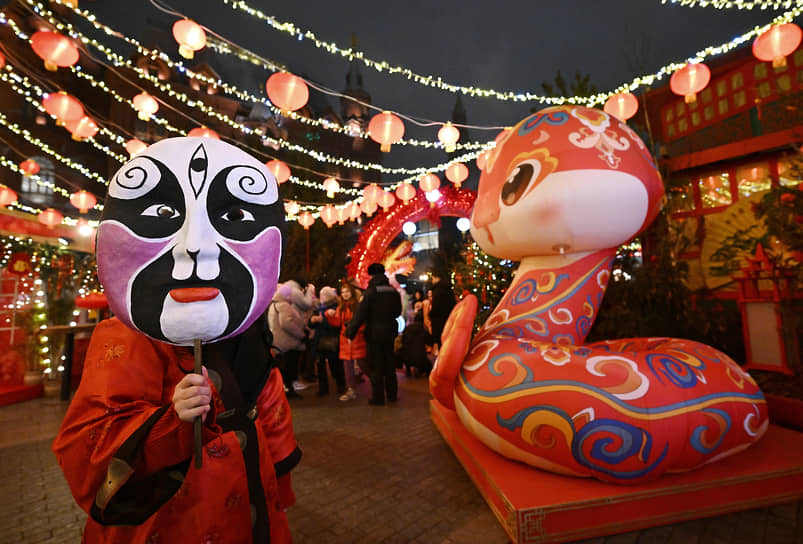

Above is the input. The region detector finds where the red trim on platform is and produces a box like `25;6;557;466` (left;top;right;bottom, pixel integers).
431;399;803;544
0;384;43;406
767;394;803;432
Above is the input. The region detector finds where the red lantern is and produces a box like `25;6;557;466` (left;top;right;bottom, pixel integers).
419;172;440;193
320;204;337;227
266;72;309;112
362;184;381;206
670;63;710;104
74;291;108;310
395;182;416;203
124;139;148;157
64;116;98;141
30;31;79;71
360;198;378;217
38;208;63;228
188;126;219;139
19;159;40;175
445;162;469;188
336;205;350;224
284;200;300;216
753;23;802;68
0;51;5;69
378;189;396;210
603;92;639;121
133;92;159;121
69;190;96;213
368;111;404;152
43;92;83;124
266;160;290;184
348;201;362;221
172;19;207;59
438;122;460;152
298;211;315;229
322;177;340;198
0;185;18;207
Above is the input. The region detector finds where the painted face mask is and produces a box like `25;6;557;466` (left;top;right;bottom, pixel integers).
96;137;284;345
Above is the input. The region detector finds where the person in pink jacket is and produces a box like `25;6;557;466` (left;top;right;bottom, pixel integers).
326;281;366;401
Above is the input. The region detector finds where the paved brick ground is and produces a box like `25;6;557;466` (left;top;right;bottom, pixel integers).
0;374;801;543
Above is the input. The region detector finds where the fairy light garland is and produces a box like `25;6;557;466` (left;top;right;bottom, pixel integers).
659;0;800;8
219;0;803;106
38;0;489;153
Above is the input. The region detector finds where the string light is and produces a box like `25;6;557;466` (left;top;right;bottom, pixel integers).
659;0;799;8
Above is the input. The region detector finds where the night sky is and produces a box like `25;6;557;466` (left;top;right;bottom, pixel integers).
82;0;793;172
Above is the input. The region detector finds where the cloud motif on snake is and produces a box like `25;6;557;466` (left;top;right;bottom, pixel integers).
430;105;768;484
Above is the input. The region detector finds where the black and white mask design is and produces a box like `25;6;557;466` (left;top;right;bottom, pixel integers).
96;137;284;345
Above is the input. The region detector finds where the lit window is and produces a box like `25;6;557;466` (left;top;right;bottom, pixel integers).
776;74;792;92
718;99;729;115
667;124;676;138
678;118;688;132
736;163;772;197
667;179;695;213
754;63;769;80
701;88;713;104
676;102;686;116
691;111;701;126
716;80;728;97
794;49;803;67
778;156;802;188
731;72;744;89
733;90;746;108
665;108;674;122
704;105;715;121
757;81;772;98
698;173;732;209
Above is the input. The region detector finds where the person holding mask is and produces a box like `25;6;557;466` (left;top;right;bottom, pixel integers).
346;263;402;405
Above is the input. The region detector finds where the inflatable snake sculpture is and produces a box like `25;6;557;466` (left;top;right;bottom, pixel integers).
430;105;768;484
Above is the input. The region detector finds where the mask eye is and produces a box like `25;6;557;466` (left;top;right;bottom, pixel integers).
142;204;181;220
221;208;255;222
501;160;541;206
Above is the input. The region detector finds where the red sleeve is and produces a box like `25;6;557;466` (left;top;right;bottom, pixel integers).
256;367;300;475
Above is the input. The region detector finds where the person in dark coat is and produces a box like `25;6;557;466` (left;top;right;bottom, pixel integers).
345;263;402;405
309;286;345;396
429;269;456;349
401;310;432;377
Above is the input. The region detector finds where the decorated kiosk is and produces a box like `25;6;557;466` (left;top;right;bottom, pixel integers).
429;105;803;543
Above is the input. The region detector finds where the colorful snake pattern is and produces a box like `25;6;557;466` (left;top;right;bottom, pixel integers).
431;106;768;484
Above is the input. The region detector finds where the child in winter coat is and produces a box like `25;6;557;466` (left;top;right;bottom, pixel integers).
326;281;366;401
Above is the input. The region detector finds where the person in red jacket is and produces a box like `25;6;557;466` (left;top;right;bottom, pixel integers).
326;281;366;401
52;137;300;543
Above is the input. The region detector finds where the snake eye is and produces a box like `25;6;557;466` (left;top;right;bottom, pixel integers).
501;160;540;206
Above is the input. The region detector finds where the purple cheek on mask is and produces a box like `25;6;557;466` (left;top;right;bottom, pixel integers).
224;226;282;336
96;222;172;328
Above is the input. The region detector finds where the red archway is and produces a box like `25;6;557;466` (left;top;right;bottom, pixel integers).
347;186;476;287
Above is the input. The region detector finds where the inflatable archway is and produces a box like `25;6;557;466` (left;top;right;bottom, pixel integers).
347;185;476;287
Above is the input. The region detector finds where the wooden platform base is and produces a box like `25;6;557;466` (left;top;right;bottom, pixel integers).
0;384;43;407
431;399;803;544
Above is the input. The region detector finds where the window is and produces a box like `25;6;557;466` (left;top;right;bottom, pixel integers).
794;49;803;67
733;90;746;108
704;105;715;121
678;118;688;132
754;63;769;80
736;163;772;197
701;88;713;104
676;102;686;116
776;74;792;92
20;156;55;206
718;98;729;115
698;172;732;209
716;80;728;97
691;111;701;127
757;81;772;98
778;156;802;188
731;72;744;89
666;179;695;214
664;108;674;123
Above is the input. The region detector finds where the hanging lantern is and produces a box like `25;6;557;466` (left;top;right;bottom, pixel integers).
445;162;469;188
320;204;337;227
378;189;396;210
476;149;489;171
284;200;300;216
188;126;219;139
368;111;404;152
419;172;440;193
360;198;378;217
64;115;98;141
670;63;710;104
438;122;460;152
336;205;350;224
19;159;40;176
395;182;416;203
124;139;148;157
348;201;362;221
322;177;340;198
0;185;18;207
362;183;381;206
298;211;315;229
266;72;309;112
43;92;83;124
69;190;97;213
172;19;207;59
753;23;802;68
38;208;63;228
266;159;291;184
603;92;639;121
133;92;159;121
30;31;79;71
